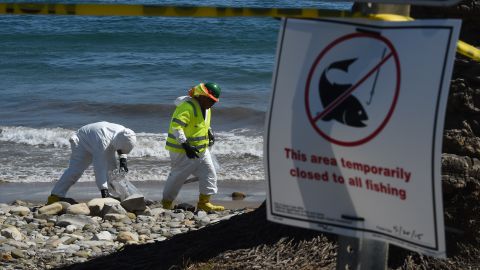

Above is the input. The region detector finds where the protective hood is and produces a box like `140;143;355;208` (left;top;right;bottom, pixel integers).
174;96;192;106
112;128;136;154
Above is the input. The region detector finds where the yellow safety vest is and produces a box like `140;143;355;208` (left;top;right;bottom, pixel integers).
165;98;211;153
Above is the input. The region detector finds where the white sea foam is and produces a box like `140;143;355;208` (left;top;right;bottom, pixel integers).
0;126;72;148
0;126;264;158
0;126;265;183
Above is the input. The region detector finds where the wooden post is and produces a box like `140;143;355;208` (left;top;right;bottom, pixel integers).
335;3;411;270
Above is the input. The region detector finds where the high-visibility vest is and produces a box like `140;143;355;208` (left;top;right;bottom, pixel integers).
165;98;211;153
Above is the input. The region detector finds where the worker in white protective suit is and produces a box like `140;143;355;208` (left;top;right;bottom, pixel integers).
162;82;224;212
47;121;136;204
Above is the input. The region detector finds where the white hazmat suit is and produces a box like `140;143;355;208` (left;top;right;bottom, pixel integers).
51;121;136;197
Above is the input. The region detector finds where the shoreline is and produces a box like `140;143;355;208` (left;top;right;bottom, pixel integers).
0;194;262;269
0;180;266;209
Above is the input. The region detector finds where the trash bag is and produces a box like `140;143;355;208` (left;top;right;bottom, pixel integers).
108;170;142;201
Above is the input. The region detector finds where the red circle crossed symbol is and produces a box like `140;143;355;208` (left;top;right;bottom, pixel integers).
305;32;401;147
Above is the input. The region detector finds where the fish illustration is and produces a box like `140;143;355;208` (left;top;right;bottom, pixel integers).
319;58;368;127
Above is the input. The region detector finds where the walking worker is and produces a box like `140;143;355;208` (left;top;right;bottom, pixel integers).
47;121;136;204
162;82;224;211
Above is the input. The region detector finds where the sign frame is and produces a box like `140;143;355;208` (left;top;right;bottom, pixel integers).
265;17;460;257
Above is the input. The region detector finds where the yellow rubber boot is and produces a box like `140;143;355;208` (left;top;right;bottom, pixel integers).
47;194;60;205
197;194;224;212
162;199;174;210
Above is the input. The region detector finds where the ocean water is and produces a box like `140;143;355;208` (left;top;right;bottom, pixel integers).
0;1;352;185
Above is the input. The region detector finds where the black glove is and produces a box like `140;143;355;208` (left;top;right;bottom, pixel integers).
101;189;110;198
119;157;128;172
182;142;200;159
208;129;215;147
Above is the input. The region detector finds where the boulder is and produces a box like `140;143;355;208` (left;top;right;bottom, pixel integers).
38;203;63;215
1;227;23;241
121;194;146;212
9;206;30;216
101;203;128;217
87;198;121;216
56;214;98;228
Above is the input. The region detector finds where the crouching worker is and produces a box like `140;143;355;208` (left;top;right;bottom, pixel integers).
47;121;136;204
162;82;224;212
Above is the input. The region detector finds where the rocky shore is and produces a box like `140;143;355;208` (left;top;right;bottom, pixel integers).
0;199;253;269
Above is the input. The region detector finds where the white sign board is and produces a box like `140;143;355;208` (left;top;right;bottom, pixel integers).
266;18;460;257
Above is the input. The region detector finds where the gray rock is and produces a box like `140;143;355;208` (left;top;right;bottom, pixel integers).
66;203;90;215
137;215;155;223
184;211;195;220
167;221;182;228
135;207;152;216
65;225;77;233
56;214;98;228
0;203;11;212
121;194;146;212
9;206;31;216
170;212;185;221
175;203;195;212
1;227;23;241
116;231;139;243
103;213;130;223
38;203;63;215
93;231;113;241
74;250;91;258
101;203;127;217
149;207;165;217
196;210;208;219
232;191;246;200
198;217;211;226
55;244;81;254
170;228;182;235
87;198;121;216
6;239;29;249
10;248;25;259
56;201;72;214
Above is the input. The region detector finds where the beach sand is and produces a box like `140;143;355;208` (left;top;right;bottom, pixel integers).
0;180;266;209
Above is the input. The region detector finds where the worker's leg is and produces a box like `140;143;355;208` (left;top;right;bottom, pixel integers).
195;149;218;195
162;152;197;202
51;139;92;197
195;149;223;211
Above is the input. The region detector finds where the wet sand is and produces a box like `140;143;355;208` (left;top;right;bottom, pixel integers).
0;180;266;209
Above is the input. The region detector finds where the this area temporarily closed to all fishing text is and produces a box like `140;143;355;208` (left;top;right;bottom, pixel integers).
284;147;410;200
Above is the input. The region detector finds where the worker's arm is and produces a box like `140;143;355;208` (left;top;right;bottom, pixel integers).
208;128;215;146
170;103;192;143
171;103;199;158
92;152;113;191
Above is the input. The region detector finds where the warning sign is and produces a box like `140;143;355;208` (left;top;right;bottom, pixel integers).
305;32;401;146
266;18;461;257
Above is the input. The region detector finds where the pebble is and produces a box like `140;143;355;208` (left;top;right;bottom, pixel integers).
0;200;250;269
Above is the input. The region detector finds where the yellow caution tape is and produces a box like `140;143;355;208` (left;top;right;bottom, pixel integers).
457;40;480;61
0;3;478;61
367;13;414;21
0;3;352;18
368;13;480;62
